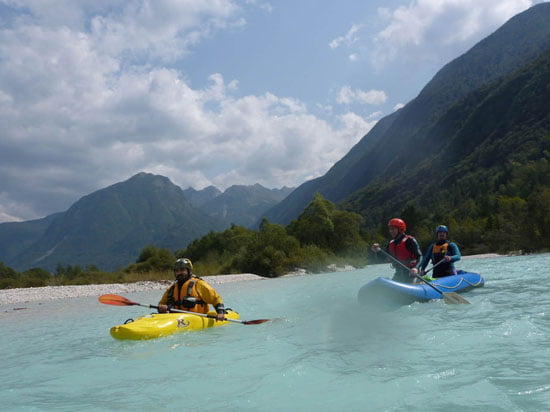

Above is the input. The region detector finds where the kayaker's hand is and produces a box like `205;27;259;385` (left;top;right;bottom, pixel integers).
444;256;452;262
158;304;168;313
421;270;426;276
371;243;381;253
216;311;226;321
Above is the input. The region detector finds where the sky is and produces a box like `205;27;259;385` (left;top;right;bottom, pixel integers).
0;0;546;223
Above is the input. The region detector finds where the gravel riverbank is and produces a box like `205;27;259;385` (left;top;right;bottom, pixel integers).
0;274;265;306
0;254;504;306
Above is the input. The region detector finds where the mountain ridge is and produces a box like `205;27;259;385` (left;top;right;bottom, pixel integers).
0;174;294;271
262;3;550;225
4;173;226;271
341;46;550;231
184;183;293;228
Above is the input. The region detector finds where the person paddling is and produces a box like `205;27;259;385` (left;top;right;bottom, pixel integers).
420;225;461;278
158;258;226;321
371;218;422;284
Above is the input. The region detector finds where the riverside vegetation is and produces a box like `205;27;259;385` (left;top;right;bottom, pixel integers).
1;177;549;290
0;194;366;289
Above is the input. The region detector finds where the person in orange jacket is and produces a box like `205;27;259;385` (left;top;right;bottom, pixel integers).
158;258;225;321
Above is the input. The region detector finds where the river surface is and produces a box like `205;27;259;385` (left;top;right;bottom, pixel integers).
1;254;549;411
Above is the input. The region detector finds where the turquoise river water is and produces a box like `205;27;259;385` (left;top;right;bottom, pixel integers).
1;254;549;411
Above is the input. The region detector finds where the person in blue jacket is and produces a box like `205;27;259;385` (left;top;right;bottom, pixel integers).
420;225;461;278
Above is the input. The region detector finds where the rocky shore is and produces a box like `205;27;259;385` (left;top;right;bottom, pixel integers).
0;254;504;306
0;274;264;306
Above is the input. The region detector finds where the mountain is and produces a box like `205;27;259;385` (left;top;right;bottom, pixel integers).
183;186;222;207
342;46;550;226
263;3;550;225
4;173;226;272
0;175;294;272
184;184;294;228
199;184;293;228
0;213;61;264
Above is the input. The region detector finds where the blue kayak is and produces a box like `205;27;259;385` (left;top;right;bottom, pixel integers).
357;270;484;308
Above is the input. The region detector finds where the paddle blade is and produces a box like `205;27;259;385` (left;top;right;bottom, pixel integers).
242;318;273;325
98;294;138;306
443;293;470;304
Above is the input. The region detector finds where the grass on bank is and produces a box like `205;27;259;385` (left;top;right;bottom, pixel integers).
0;246;368;290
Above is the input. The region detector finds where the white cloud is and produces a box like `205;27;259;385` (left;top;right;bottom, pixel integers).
337;112;377;142
371;0;535;68
336;86;387;105
0;2;371;222
22;0;244;62
329;24;363;49
0;212;23;223
6;0;538;223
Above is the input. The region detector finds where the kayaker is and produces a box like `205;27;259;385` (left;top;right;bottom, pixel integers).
157;258;226;321
371;218;422;283
420;225;461;278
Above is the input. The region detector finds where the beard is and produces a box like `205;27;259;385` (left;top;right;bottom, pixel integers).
176;272;191;285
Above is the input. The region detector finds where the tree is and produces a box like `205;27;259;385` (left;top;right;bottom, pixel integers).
21;268;52;287
126;245;174;273
494;196;530;251
528;187;550;248
288;193;366;254
287;193;335;249
180;225;255;261
237;220;301;277
330;209;365;253
0;261;18;279
0;262;19;289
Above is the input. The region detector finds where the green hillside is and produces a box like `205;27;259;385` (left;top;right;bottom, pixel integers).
0;213;60;262
341;48;550;253
263;3;550;225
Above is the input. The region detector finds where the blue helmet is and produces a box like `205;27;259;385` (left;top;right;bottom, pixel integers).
435;225;448;234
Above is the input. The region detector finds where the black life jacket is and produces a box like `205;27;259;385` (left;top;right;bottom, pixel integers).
432;241;453;278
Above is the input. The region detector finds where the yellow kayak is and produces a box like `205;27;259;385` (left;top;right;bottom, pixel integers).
110;309;241;340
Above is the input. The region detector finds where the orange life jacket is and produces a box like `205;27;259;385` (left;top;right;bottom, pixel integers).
432;242;449;263
168;277;209;314
389;235;418;268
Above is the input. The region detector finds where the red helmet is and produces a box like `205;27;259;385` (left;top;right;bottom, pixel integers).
388;218;406;233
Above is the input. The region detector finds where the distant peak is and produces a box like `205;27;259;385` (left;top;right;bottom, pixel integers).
129;172;157;180
125;172;174;185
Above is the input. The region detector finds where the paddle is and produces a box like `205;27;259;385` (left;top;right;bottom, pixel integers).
374;249;470;304
98;294;273;325
423;259;445;274
418;259;447;281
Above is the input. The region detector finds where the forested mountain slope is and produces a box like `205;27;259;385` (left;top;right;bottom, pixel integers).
263;3;550;225
342;48;550;252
